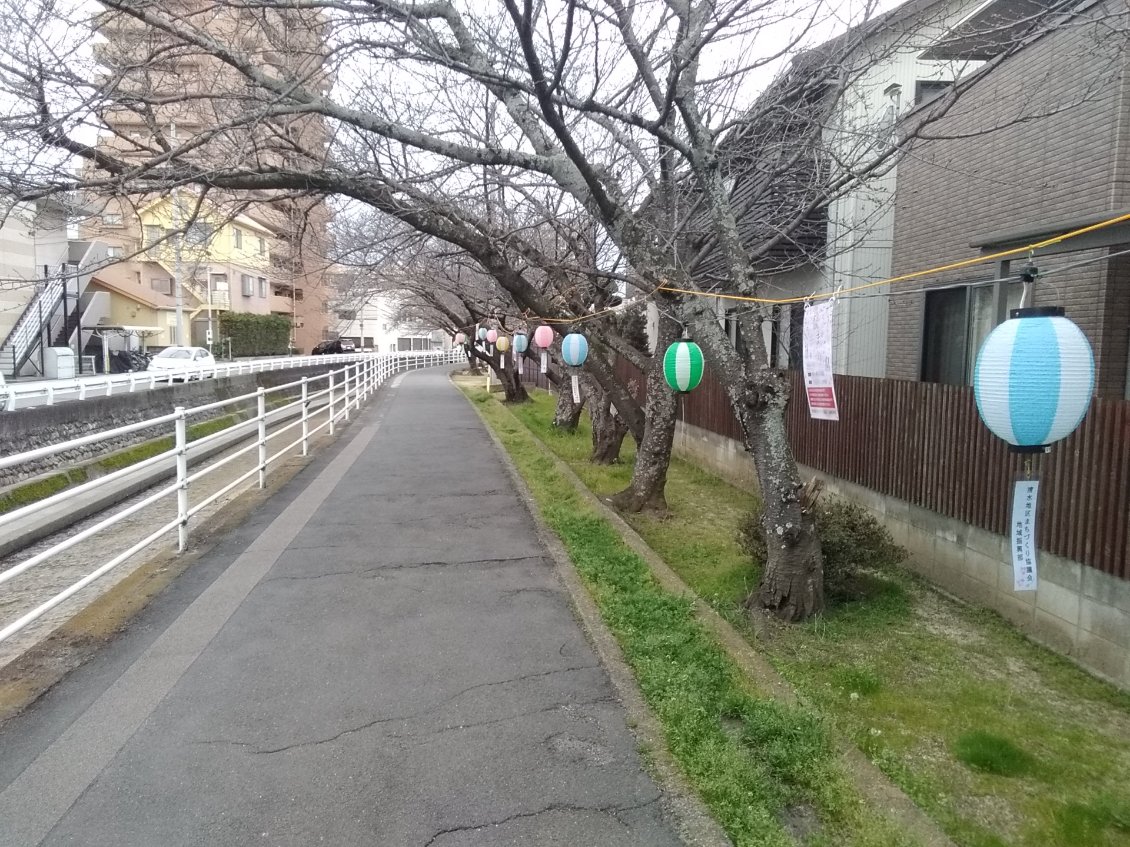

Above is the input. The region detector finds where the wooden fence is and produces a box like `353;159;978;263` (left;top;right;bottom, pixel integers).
613;358;1130;581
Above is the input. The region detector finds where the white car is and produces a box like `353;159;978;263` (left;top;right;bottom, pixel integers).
147;346;217;380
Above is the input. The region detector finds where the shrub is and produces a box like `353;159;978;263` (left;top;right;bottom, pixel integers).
218;312;292;357
738;494;905;602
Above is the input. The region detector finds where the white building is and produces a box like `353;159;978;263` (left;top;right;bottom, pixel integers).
330;292;445;353
0;200;113;377
813;0;985;376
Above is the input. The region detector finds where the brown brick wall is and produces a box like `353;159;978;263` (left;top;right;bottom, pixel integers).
888;5;1130;391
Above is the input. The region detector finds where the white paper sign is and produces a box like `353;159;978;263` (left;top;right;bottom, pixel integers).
517;352;524;375
571;374;581;404
1011;480;1039;591
802;301;839;421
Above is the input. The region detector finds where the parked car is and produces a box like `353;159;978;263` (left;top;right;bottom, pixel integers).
311;339;356;355
147;346;217;379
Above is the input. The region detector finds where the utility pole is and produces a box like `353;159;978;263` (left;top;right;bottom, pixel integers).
170;121;185;347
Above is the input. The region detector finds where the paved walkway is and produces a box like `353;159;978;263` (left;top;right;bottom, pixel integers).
0;369;685;846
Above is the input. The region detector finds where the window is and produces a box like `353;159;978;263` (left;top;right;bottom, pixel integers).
915;80;950;106
258;236;266;255
102;213;123;227
723;308;748;359
241;274;254;296
144;224;163;247
210;273;228;291
185;221;213;246
258;277;267;298
921;282;1022;385
150;277;173;295
105;246;123;259
232;227;243;249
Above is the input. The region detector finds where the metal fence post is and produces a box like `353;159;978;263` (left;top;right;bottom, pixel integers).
343;366;351;421
328;369;336;436
257;387;267;489
300;376;309;456
175;406;189;552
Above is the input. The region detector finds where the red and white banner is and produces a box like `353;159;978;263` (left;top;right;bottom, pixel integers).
802;301;839;421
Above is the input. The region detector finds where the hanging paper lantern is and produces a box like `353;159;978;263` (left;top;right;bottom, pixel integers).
973;307;1094;452
495;336;510;353
533;325;554;374
477;327;488;341
561;333;588;403
454;332;466;345
486;329;498;344
512;333;528;353
561;333;589;367
533;325;554;349
663;340;705;393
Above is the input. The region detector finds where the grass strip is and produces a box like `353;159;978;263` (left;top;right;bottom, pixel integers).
465;387;919;847
497;390;1130;847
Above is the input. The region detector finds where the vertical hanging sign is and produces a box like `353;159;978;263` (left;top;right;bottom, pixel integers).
1011;479;1039;591
802;301;839;421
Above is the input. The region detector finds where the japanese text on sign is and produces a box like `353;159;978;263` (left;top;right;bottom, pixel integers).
1011;479;1039;591
802;301;840;421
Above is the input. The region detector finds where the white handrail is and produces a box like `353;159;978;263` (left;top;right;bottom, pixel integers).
1;350;451;412
0;349;461;644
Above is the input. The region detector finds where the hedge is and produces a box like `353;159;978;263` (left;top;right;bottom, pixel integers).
218;313;292;357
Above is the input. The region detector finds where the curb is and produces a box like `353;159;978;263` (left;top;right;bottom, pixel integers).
457;381;733;847
476;389;958;847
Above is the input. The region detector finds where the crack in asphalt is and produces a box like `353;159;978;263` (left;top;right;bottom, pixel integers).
197;663;603;756
383;694;619;741
420;797;664;847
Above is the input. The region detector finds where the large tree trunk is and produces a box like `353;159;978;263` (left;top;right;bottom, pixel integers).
687;312;824;621
552;378;583;430
740;372;824;620
588;376;628;464
609;309;680;515
495;357;529;403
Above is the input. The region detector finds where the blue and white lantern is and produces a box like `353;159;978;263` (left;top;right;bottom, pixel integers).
561;333;588;403
512;333;528;374
973;307;1094;452
477;326;489;341
561;333;589;367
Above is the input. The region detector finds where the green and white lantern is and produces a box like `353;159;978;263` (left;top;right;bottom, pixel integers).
663;340;705;393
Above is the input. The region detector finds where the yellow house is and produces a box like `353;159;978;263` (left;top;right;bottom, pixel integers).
137;196;276;322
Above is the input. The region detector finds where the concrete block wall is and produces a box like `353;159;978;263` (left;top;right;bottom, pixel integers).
673;421;1130;689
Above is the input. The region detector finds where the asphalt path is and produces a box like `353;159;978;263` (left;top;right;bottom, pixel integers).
0;368;685;846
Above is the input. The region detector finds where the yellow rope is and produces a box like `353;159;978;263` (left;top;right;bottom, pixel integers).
460;209;1130;330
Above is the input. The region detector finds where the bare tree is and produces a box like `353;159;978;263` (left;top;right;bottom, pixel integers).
2;0;1114;618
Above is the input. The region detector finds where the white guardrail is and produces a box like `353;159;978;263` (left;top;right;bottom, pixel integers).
0;349;462;644
1;351;440;412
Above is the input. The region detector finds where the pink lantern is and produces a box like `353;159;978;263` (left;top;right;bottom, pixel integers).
454;332;466;345
533;325;554;375
533;325;554;348
486;329;498;344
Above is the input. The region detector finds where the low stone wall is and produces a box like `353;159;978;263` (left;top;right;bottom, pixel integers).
673;421;1130;690
0;367;331;488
